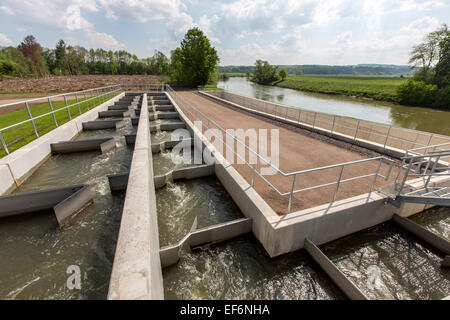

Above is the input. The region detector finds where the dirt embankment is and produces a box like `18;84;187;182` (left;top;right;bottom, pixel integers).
0;75;167;94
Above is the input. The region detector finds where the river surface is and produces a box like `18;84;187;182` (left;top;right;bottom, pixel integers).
218;77;450;136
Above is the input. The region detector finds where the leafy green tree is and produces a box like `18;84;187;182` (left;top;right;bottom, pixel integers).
169;28;219;86
252;60;279;84
279;68;287;80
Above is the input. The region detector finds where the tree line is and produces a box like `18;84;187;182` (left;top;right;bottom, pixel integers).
397;24;449;108
0;35;169;78
218;64;413;76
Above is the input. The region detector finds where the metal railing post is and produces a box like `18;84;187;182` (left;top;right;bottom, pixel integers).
84;91;89;110
287;175;297;214
398;158;413;195
0;132;9;155
383;125;392;150
25;101;39;138
297;109;301;123
75;93;81;115
425;155;441;189
427;134;434;146
332;166;345;204
64;95;72;120
312;113;317;128
331;116;336;134
47;98;58;127
367;159;382;203
354;120;360;140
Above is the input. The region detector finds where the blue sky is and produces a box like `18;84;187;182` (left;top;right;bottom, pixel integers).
0;0;449;66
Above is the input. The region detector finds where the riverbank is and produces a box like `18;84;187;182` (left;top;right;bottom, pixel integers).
217;77;450;136
267;75;407;102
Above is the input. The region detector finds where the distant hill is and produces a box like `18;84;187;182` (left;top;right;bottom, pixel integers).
217;64;414;76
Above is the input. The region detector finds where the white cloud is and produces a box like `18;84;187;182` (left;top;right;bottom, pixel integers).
0;33;13;45
98;0;182;22
0;5;14;15
2;0;123;49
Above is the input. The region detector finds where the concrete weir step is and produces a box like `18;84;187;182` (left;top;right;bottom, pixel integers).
51;138;116;154
124;134;192;153
82;119;127;130
107;164;214;192
0;185;93;228
98;110;131;118
149;112;179;121
159;217;253;268
150;122;186;132
108;105;134;111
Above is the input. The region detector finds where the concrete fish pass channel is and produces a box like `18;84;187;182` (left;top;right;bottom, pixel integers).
0;87;448;300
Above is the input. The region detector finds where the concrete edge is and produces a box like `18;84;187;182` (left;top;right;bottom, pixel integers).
304;238;368;300
108;94;164;300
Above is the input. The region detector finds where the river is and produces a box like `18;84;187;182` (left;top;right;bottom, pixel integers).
217;77;450;136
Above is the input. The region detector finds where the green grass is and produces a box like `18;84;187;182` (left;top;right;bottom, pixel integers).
223;73;247;77
272;75;408;102
0;92;118;158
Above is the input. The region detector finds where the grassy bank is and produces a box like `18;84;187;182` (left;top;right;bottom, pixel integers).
272;75;407;102
0;92;118;158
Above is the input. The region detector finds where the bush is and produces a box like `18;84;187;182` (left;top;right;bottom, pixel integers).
433;86;450;108
396;79;438;106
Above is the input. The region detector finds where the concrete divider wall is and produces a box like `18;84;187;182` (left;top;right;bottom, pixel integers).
0;93;125;195
108;94;164;300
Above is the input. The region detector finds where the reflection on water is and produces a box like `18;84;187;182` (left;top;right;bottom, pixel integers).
218;77;450;136
321;221;450;300
0;122;135;299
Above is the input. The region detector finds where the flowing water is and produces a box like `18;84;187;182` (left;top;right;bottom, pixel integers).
321;220;450;300
218;77;450;136
0;120;135;299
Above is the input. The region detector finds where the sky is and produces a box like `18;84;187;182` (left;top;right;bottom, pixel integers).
0;0;449;66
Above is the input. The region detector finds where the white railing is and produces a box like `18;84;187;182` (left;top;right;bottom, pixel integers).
0;84;121;155
207;90;450;153
166;85;397;214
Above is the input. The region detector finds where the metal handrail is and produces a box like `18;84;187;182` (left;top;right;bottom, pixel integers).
395;145;450;196
209;90;450;152
166;85;396;213
0;84;121;155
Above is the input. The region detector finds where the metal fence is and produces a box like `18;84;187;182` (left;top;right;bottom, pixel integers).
166;85;397;214
207;91;450;153
121;83;165;92
0;84;121;156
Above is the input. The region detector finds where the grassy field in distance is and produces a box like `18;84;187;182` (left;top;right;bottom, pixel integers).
273;74;408;102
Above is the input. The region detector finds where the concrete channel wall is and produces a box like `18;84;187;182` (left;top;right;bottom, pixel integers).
167;91;450;258
108;94;164;300
0;93;125;196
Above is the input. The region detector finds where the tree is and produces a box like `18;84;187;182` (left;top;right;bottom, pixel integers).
251;60;279;84
279;68;287;80
18;35;47;76
169;28;219;86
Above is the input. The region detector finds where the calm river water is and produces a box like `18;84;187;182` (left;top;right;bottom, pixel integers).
218;77;450;136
